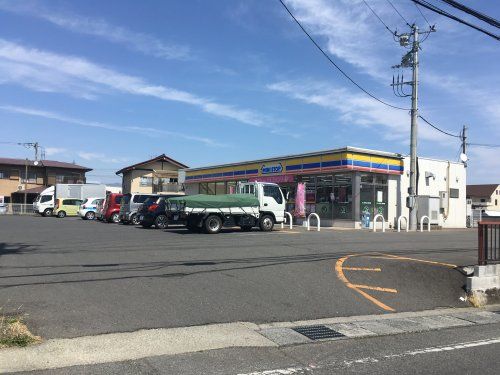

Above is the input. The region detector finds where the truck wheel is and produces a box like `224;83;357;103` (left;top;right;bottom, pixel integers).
259;215;274;231
43;208;53;217
57;211;66;218
110;213;120;223
131;214;140;225
155;215;168;229
204;215;222;234
85;211;95;220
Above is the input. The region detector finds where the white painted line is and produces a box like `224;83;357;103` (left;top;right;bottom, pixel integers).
237;366;313;375
343;337;500;367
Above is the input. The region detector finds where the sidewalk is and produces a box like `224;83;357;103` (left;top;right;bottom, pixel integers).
2;306;500;373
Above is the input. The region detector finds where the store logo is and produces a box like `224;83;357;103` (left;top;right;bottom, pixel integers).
261;163;283;174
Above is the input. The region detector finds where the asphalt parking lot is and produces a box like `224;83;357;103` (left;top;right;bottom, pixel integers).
0;215;477;340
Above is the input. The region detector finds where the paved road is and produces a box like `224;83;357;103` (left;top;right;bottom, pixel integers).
15;321;500;374
0;216;476;339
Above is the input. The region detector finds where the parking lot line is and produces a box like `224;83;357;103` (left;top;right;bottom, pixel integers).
335;252;458;313
343;267;381;272
351;284;398;293
335;256;396;312
368;254;457;268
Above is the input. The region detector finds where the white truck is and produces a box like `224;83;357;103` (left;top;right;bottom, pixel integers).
166;182;287;234
33;184;107;217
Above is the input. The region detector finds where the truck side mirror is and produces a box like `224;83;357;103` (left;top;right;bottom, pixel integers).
286;192;290;200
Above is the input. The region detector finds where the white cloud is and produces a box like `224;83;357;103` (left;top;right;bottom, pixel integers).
0;39;272;128
267;79;452;144
77;152;129;164
0;1;189;60
467;146;500;184
0;105;227;147
44;147;66;156
282;0;401;80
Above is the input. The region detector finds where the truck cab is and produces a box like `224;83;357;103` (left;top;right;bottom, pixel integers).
237;182;286;225
33;186;55;216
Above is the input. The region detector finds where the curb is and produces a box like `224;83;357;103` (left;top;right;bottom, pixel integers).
1;306;500;373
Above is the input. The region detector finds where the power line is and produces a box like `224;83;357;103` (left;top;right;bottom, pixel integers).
438;0;500;29
411;0;500;41
361;0;396;36
467;143;500;148
277;0;409;111
414;2;432;28
386;0;412;27
418;115;461;138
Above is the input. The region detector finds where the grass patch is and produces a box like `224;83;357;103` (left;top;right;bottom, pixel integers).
0;315;41;348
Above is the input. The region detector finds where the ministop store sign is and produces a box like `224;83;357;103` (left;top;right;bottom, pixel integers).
261;163;283;174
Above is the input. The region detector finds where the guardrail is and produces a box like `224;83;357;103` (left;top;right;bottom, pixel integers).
307;213;320;231
478;221;500;265
0;204;35;215
373;214;385;233
280;212;293;230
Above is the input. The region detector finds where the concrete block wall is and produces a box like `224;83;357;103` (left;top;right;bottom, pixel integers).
467;264;500;291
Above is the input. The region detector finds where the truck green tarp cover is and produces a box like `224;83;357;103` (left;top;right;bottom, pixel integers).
167;194;259;209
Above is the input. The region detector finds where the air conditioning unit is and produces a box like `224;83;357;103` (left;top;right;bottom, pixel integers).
417;195;440;225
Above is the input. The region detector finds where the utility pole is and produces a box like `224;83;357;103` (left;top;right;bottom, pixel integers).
408;25;419;231
461;125;468;166
24;158;28;213
392;24;435;231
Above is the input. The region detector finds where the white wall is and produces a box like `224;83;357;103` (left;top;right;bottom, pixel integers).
398;157;466;228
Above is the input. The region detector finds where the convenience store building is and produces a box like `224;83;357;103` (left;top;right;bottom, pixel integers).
181;147;466;229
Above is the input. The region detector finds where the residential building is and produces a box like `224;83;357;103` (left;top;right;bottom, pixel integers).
467;184;500;212
181;146;466;229
116;154;188;194
0;157;91;204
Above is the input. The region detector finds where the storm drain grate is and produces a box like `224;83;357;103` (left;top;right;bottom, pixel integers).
292;325;345;341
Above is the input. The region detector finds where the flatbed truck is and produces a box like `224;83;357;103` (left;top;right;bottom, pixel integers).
166;182;287;234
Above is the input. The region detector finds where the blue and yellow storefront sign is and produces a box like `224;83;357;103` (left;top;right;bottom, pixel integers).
185;150;403;183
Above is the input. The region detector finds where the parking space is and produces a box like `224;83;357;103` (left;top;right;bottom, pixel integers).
0;216;477;339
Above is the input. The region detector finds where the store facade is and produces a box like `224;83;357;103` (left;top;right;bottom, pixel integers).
182;147;404;228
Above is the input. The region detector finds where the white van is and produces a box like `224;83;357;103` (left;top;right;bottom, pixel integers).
33;186;55;216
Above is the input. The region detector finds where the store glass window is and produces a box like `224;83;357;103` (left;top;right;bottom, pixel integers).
333;173;352;219
199;183;208;194
215;181;226;195
360;173;388;220
226;181;237;194
315;175;333;219
206;182;216;195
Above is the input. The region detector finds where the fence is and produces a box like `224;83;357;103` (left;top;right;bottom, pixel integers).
478;221;500;265
0;204;35;215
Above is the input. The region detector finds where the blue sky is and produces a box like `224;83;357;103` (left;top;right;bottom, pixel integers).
0;0;498;184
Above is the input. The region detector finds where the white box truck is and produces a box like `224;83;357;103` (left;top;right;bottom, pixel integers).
33;184;106;217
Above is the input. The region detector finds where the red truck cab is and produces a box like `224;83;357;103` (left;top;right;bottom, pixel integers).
103;193;123;223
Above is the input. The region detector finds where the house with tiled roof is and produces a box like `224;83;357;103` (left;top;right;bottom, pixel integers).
0;157;92;203
116;154;188;194
467;184;500;212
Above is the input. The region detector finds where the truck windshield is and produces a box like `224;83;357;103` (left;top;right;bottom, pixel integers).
40;195;52;203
